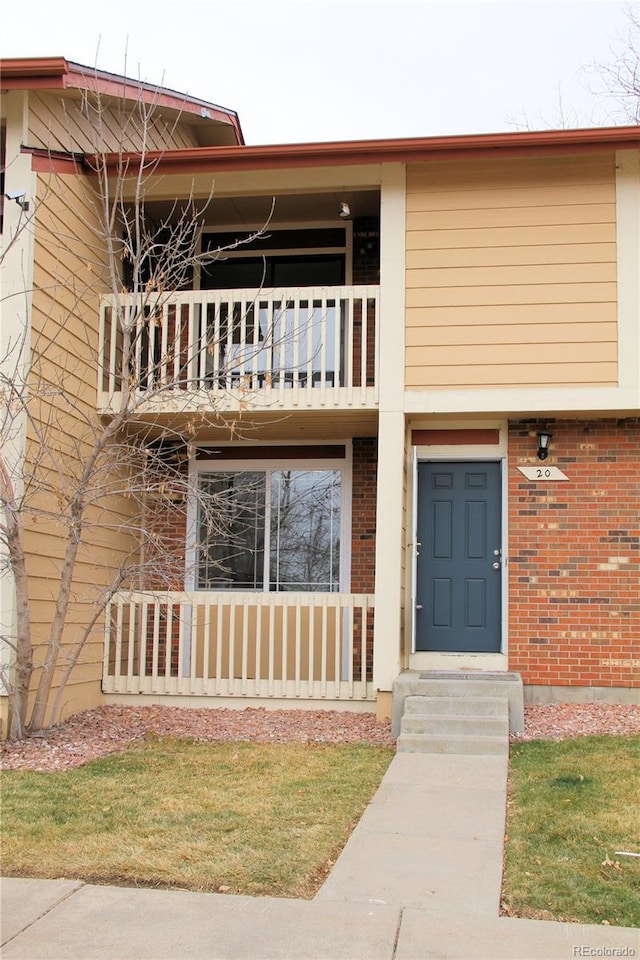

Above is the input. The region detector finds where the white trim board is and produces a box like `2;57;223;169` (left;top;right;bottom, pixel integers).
407;436;509;659
409;653;508;672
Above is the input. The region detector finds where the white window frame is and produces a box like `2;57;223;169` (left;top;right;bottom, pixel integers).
197;220;354;287
185;444;352;593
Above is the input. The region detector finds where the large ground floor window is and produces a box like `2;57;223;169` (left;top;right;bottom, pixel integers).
191;455;347;591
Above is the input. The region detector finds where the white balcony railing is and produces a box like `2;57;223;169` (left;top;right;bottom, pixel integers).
98;287;379;413
103;591;375;702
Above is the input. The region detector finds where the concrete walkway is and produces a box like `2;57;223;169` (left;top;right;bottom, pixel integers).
2;752;638;960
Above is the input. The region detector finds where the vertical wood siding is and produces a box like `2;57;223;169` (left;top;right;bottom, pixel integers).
405;155;618;390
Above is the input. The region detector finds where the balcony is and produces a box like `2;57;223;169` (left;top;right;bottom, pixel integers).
102;590;375;703
98;286;379;415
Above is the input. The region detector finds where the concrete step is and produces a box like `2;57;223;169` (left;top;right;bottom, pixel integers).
392;670;525;738
396;688;510;755
396;733;508;756
400;713;509;739
403;694;508;718
413;678;517;700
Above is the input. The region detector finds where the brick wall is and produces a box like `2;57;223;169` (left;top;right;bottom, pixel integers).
351;438;378;680
508;419;639;688
352;216;380;285
351;437;378;593
143;488;188;590
142;486;187;676
352;217;379;389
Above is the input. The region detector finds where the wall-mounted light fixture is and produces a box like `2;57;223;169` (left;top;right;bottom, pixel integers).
537;431;552;460
5;189;30;213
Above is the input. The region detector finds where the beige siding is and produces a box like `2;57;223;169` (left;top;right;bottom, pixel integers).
24;169;138;724
405;155;618;390
28;91;199;153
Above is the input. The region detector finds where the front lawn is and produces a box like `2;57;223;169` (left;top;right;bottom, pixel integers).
1;737;393;898
503;735;640;928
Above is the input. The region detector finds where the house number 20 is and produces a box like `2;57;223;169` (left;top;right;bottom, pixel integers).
516;466;569;482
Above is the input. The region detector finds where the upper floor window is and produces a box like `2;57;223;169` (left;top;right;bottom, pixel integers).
200;226;348;290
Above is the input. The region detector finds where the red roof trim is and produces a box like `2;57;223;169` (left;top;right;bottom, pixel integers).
1;56;69;79
412;429;500;446
24;147;88;174
0;57;244;145
99;126;640;175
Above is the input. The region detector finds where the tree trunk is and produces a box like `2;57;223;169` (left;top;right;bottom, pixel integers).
0;455;32;738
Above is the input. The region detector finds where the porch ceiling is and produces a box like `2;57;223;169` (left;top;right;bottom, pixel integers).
119;408;379;444
142;190;380;227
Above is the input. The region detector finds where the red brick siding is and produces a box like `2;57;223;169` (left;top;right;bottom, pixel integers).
351;438;378;593
143;491;187;677
352;217;379;389
351;438;378;680
143;491;188;591
144;603;181;677
508;419;640;688
352;217;380;286
350;299;377;388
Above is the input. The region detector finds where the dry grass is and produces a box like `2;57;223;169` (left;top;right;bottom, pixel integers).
503;735;640;927
1;736;393;898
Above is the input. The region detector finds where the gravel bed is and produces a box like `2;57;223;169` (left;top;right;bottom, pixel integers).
1;701;639;772
0;705;395;772
513;701;640;742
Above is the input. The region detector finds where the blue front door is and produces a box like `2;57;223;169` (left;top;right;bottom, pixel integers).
416;462;502;653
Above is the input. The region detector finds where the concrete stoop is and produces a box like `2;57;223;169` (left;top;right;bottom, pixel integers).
397;693;509;755
394;671;524;756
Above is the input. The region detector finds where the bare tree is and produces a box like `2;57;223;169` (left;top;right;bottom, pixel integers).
0;76;275;738
593;3;640;124
508;5;640;130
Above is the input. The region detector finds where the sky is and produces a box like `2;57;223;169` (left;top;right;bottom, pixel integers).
2;1;638;144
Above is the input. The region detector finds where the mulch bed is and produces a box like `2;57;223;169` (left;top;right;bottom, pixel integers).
1;701;639;772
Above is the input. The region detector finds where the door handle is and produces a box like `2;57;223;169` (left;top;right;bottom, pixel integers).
416;604;423;610
492;561;501;570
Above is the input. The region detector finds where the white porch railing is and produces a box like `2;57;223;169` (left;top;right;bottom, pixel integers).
103;591;375;702
98;286;379;413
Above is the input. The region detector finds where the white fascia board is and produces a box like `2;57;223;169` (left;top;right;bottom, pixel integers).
404;386;640;417
0;91;36;690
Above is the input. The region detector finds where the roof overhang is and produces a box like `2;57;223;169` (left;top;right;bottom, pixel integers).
96;125;640;176
0;56;244;145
